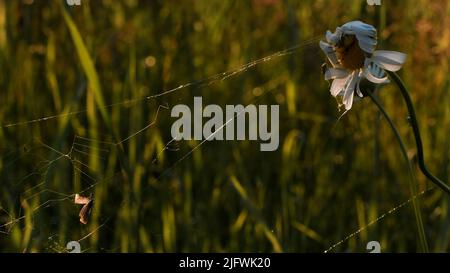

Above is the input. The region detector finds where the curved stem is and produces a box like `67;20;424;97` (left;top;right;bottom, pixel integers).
367;92;429;252
386;71;450;195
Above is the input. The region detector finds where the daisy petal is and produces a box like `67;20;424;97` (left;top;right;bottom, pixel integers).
319;41;339;67
356;72;364;97
342;21;376;37
363;66;389;84
326;30;340;44
356;36;377;54
343;72;359;110
330;76;348;97
342;21;377;53
372;50;407;72
325;68;348;80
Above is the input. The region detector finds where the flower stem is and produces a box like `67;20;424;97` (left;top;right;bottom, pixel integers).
367;91;429;253
386;71;450;195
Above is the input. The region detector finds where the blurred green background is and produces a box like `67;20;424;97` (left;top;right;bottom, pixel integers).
0;0;449;252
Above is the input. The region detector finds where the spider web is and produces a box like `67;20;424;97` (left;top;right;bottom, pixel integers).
0;35;427;253
323;188;435;253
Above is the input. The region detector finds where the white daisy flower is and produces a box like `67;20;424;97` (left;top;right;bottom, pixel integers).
320;21;407;110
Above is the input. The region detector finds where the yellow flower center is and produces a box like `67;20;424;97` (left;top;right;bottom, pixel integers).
335;35;366;70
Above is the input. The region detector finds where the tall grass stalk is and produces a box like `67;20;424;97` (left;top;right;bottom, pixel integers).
367;91;429;252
